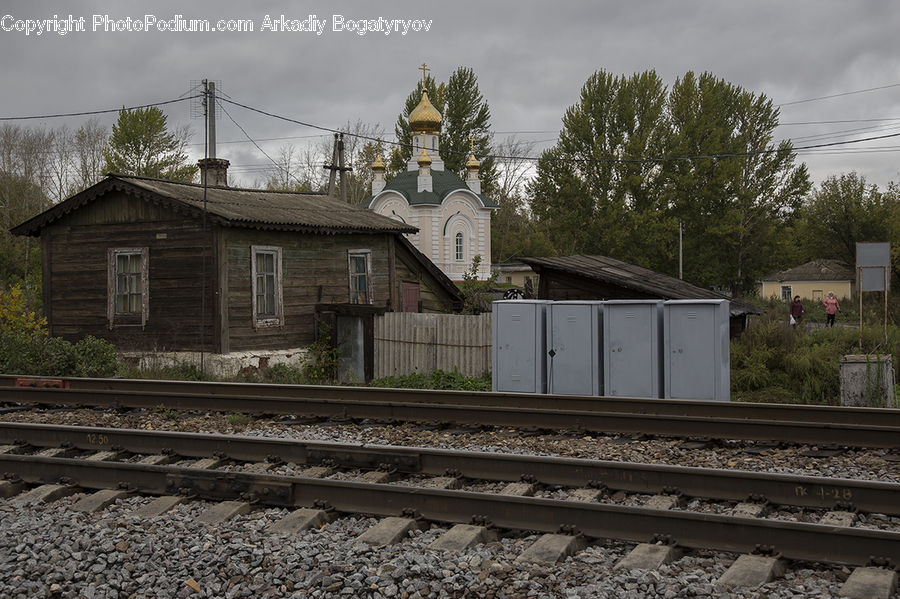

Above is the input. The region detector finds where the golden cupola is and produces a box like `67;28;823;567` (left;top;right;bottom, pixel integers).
409;90;442;133
371;152;386;173
417;147;433;168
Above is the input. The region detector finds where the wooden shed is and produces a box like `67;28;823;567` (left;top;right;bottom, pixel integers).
11;174;462;355
520;254;761;337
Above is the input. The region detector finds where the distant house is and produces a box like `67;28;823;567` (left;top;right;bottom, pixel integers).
11;166;462;363
519;254;761;337
760;260;853;302
492;262;537;289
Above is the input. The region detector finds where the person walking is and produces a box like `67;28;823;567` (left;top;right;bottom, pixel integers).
789;295;804;328
823;291;840;327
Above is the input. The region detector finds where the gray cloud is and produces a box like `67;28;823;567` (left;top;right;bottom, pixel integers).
1;0;898;188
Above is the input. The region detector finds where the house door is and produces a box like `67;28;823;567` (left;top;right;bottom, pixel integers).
402;282;420;312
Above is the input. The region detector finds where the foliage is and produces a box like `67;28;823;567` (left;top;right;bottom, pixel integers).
529;69;810;294
457;255;499;314
731;308;900;404
0;330;117;378
225;413;253;427
154;405;180;421
370;368;491;391
73;336;119;378
266;362;307;385
794;172;900;288
300;325;341;384
0;284;46;335
103;107;197;182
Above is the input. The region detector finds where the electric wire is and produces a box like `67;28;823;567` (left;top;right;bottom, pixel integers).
0;96;202;121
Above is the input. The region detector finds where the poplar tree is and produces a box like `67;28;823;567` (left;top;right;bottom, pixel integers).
103;107;197;182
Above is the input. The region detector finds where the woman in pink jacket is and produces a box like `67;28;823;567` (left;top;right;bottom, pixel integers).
823;291;840;327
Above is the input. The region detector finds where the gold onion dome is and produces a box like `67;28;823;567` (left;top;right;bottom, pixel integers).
466;151;480;171
409;90;442;132
371;152;386;173
417;148;432;168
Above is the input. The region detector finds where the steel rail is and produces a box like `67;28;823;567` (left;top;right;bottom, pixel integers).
2;386;900;448
4;374;900;428
3;422;899;515
1;454;898;567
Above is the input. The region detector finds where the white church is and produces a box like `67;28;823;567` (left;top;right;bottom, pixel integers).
363;87;497;281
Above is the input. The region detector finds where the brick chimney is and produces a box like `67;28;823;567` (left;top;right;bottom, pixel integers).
198;158;229;187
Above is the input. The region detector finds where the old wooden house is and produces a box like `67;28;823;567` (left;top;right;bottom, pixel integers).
12;170;462;362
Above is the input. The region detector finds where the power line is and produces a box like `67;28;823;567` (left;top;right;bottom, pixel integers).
777;82;900;107
0;96;202;121
219;96;900;165
216;99;311;189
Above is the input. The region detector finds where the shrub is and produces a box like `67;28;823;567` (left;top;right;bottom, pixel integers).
74;336;118;378
370;369;491;391
266;363;306;385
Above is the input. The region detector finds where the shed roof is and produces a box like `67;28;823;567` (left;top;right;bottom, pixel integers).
361;169;498;209
12;174;418;236
762;259;854;283
520;254;761;316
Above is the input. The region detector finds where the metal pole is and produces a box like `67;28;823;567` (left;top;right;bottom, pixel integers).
678;221;683;280
208;82;216;160
327;133;338;198
885;265;889;344
859;266;863;350
338;133;347;203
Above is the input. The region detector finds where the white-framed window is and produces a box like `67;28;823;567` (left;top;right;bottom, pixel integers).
780;285;792;302
348;249;371;304
455;231;464;261
251;246;283;328
107;247;148;329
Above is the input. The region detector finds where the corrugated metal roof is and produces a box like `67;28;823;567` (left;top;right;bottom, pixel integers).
520;254;761;316
12;174;418;236
762;259;854;283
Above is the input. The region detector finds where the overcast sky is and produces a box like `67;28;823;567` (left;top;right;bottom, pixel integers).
3;0;899;190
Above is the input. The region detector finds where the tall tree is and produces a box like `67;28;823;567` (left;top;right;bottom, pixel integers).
797;172;893;266
662;72;809;292
70;118;108;194
103;107;197;182
530;69;809;294
388;67;497;193
441;67;497;194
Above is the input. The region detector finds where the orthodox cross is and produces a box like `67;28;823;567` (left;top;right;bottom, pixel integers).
419;62;430;85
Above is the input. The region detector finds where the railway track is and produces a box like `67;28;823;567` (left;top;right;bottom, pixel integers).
3;375;900;448
2;422;900;570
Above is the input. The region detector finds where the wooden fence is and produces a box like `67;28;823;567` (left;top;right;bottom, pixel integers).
373;312;492;379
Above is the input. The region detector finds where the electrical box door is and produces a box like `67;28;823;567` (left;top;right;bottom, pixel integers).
664;300;730;401
603;301;663;398
547;301;602;396
492;300;549;393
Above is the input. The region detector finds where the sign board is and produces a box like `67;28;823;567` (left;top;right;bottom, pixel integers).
856;242;891;292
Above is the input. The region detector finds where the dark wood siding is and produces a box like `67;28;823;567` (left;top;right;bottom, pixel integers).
393;243;457;313
222;229;394;351
42;192;217;351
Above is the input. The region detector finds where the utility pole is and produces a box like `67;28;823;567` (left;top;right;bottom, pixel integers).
324;133;352;202
678;221;683;280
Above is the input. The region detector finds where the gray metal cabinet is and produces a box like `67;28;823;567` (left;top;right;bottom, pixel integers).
664;300;730;401
603;300;663;398
546;301;603;396
492;300;550;393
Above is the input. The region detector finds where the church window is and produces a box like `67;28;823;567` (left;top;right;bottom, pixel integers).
455;232;464;261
